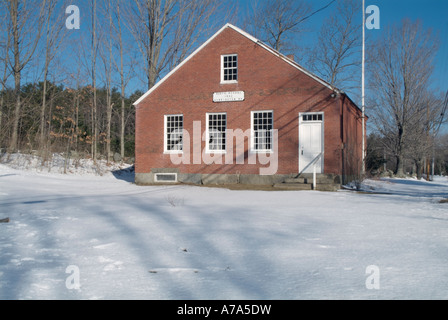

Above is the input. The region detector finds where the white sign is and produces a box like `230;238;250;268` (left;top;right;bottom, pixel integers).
213;91;245;102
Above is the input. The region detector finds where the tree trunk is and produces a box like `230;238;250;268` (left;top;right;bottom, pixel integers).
120;96;125;160
106;103;113;162
0;97;3;146
75;74;80;153
0;31;9;149
10;75;21;153
40;77;48;150
106;0;113;163
91;0;98;161
39;3;53;151
7;0;46;152
117;0;125;160
0;87;4;148
9;0;21;153
395;154;405;177
415;159;423;180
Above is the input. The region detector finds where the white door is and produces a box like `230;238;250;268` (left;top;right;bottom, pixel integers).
299;113;324;173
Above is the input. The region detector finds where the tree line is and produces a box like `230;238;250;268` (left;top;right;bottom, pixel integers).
0;0;222;162
0;0;446;177
366;20;447;178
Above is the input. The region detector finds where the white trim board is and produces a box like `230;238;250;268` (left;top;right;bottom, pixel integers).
133;23;337;106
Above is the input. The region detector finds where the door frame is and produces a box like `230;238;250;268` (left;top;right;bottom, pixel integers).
298;112;324;174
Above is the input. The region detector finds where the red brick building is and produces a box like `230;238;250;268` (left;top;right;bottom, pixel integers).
133;24;365;188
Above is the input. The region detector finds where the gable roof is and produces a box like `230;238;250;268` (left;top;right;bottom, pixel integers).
133;23;340;106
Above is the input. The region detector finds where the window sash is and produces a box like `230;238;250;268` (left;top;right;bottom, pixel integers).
252;111;274;152
302;113;323;122
164;115;183;153
221;54;238;83
206;113;227;152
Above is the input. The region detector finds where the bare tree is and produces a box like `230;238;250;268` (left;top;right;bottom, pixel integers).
39;0;68;151
98;0;114;162
404;91;446;179
307;0;361;91
125;0;220;90
5;0;47;152
244;0;312;53
117;0;126;160
434;131;448;175
368;19;440;177
91;0;99;160
113;0;135;160
0;5;11;148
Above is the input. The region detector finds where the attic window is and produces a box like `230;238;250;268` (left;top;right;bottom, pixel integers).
221;54;238;83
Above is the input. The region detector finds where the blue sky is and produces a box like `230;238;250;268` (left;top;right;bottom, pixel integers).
234;0;447;95
20;0;448;100
230;0;447;134
365;0;448;93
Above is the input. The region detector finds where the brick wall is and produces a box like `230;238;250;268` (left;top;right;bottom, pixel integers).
135;26;362;178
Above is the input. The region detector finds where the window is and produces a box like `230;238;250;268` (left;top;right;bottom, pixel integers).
206;113;227;153
221;54;238;83
252;111;274;152
155;173;178;183
302;113;323;122
164;115;183;153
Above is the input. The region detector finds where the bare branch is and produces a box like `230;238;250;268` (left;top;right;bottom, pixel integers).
368;19;440;176
244;0;312;52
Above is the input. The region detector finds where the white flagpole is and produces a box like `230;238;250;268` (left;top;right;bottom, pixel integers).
361;0;366;175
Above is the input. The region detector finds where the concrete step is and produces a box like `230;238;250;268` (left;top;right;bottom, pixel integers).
284;177;307;184
274;173;341;191
285;177;336;185
298;173;341;185
314;178;336;184
273;183;313;190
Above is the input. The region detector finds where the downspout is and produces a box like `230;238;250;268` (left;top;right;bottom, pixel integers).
340;94;346;185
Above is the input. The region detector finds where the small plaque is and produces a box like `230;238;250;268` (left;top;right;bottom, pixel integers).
213;91;245;102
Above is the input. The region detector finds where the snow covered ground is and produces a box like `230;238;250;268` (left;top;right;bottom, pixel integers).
0;155;447;300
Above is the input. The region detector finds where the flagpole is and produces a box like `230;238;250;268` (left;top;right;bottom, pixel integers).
361;0;366;175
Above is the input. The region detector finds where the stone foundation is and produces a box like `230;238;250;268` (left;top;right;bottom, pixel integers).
135;170;295;186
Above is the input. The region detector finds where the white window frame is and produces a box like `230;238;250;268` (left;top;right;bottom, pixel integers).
221;54;238;84
206;112;227;154
251;110;274;153
164;114;184;154
301;113;324;123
